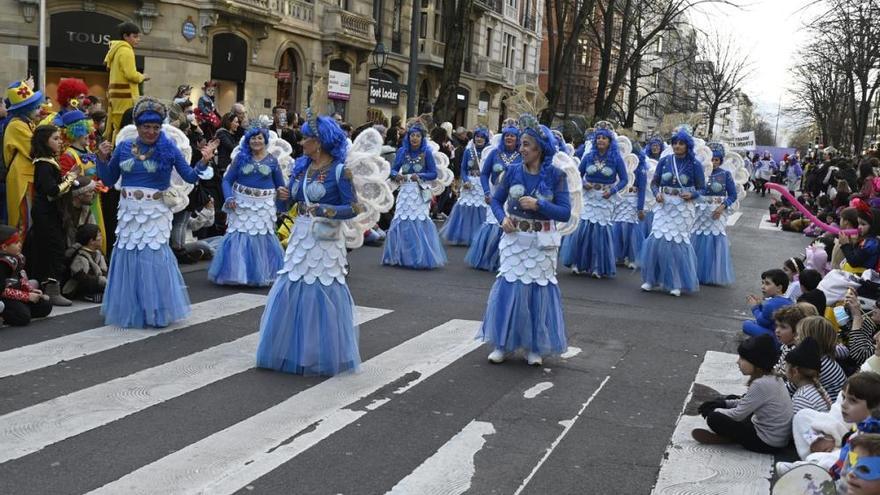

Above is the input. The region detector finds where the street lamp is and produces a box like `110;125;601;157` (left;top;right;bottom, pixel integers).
372;42;388;71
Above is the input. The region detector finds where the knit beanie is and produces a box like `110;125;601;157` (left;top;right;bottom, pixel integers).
785;336;822;371
737;334;778;372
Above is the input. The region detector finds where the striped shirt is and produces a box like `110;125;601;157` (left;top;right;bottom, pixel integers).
791;383;831;415
847;317;878;367
721;375;793;448
787;356;847;399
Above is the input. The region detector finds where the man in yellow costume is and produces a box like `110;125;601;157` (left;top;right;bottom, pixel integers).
103;21;149;142
3;80;44;236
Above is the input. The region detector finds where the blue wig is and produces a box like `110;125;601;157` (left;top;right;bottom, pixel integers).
669;125;697;164
585;127;625;171
646;135;666;158
519;120;562;198
301;115;349;164
234;126;271;166
708;142;726;161
401;123;429;154
473;126;491;145
500;124;521;152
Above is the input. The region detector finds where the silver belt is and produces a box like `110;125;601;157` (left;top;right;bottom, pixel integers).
662;187;682;196
511;217;554;233
233;182;275;197
121;188;162;201
584;183;613;192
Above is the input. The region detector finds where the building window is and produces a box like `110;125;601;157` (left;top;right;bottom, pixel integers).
486;28;492;57
434;13;442;41
420;12;427;39
522;42;528;70
392;0;402;53
503;33;516;68
335;0;349;9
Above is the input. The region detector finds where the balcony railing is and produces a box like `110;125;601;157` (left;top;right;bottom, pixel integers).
521;13;537;32
237;0;270;8
515;70;538;86
476;57;505;81
503;2;517;20
321;7;375;48
474;0;502;14
274;0;314;23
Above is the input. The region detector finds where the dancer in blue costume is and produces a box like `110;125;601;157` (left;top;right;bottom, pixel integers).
439;125;489;245
612;142;647;268
641;135;666;238
208;126;285;286
465;121;522;271
692;142;737;286
560;121;628;278
96;97;215;328
574;129;594;159
640;125;704;296
479;114;579;366
382;120;447;269
256;110;392;376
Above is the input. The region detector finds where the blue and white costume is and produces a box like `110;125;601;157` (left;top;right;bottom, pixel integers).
479;115;581;364
208;127;285;286
382;122;448;269
573;130;594;160
97;97;210;328
560;123;628;278
692;142;738;286
256;116;392;376
612;145;647;267
439;126;490;245
465;124;522;271
640;126;705;295
641;135;666;239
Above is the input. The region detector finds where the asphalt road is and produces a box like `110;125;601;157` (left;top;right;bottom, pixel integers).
0;193;808;495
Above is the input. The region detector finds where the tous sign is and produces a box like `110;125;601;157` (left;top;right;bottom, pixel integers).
66;31;112;46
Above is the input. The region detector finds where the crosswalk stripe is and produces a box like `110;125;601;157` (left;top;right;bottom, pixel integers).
0;305;392;464
88;319;483;495
758;213;781;231
0;293;267;379
651;351;773;494
386;420;495;495
726;211;742;226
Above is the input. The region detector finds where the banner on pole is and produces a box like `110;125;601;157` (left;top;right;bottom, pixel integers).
724;131;756;151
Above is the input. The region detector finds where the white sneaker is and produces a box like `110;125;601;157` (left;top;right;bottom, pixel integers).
488;349;506;364
571;267;581;275
591;271;601;279
527;352;543;366
669;289;681;297
775;461;795;476
640;283;652;291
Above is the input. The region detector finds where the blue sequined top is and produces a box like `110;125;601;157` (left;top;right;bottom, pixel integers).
650;154;705;198
703;167;738;208
460;144;487;178
97;136;206;189
578;150;628;194
222;154;285;198
481;145;522;193
286;156;358;220
632;160;647;211
490;163;571;223
390;149;438;181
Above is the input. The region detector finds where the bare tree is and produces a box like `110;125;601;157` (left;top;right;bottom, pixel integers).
432;0;475;125
692;32;752;137
789;44;851;149
539;0;597;125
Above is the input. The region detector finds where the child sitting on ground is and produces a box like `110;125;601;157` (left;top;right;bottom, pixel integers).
783;257;806;300
797;269;827;315
774;303;820;374
692;334;792;453
785;336;833;415
839;203;880;274
743;268;792;342
0;225;51;325
793;316;848;400
842;433;880;495
62;224;107;302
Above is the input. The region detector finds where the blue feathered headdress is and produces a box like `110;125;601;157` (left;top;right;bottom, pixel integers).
646;135;665;154
302;115;349;163
708;141;726;160
473;125;490;144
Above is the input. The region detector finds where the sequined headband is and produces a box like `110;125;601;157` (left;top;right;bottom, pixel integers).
594;120;614;132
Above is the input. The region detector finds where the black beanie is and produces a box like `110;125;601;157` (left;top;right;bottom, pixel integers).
738;335;778;372
785;336;822;372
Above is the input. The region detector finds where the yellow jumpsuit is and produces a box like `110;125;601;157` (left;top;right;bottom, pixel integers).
4;118;36;235
103;40;144;142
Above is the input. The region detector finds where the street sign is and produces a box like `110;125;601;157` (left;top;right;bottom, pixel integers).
274;71;292;81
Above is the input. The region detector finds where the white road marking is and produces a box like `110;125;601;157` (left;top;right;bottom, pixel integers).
726;212;742;226
0;294;268;379
523;382;554;399
512;375;611;495
651;351;772;495
386;420;495;495
87;319;482;495
758;214;781;231
0;306;392;464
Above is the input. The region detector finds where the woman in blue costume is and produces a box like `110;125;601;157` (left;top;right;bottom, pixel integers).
612;143;647;268
439;126;489;245
208;126;286;286
560;121;628;278
479;115;575;366
639;125;704;296
642;135;666;237
574;129;594;159
382;121;447;269
256;114;364;375
465;121;522;271
692;142;737;286
96;97;215;328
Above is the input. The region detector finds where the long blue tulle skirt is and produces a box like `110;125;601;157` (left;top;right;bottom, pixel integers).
465;222;502;271
612;221;643;264
639;237;699;292
382;218;447;269
560;220;616;277
102;245;191;328
208;232;284;287
478;279;567;356
640;211;654;239
692;233;735;286
256;277;360;376
439;203;486;246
